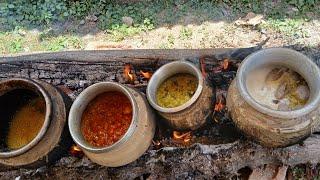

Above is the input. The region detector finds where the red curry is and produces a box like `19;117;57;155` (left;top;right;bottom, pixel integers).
81;91;132;147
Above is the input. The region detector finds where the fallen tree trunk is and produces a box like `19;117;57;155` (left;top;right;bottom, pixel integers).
0;47;320;179
2;134;320;179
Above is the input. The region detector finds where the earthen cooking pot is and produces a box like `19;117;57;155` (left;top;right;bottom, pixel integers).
69;82;155;167
146;60;213;130
0;78;71;168
227;48;320;147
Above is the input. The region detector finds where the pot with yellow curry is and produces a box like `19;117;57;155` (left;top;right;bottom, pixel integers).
147;61;213;130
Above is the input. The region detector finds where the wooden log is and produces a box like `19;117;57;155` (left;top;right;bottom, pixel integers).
1;135;320;179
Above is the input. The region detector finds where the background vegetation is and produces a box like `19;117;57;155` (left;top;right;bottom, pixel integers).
0;0;319;53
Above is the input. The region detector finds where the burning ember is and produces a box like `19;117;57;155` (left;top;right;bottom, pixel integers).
152;140;161;146
223;59;229;70
212;59;232;73
200;58;207;78
214;95;225;112
214;99;224;112
123;64;135;83
69;144;84;157
213;94;227;122
140;70;153;80
172;131;192;143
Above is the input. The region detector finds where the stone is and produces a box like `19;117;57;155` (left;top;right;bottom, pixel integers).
17;29;26;36
122;16;134;26
235;12;264;26
79;20;85;25
249;165;287;180
85;15;98;22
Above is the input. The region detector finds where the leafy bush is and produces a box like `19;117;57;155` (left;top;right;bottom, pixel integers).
0;0;319;31
0;0;68;28
286;0;317;11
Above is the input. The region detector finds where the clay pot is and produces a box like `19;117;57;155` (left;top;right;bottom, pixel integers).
69;82;155;167
227;48;320;147
146;61;213;130
0;78;71;169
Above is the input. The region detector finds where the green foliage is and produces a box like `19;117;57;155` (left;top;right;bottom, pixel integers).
159;34;175;49
0;34;23;54
286;0;317;12
0;0;319;31
291;166;306;179
0;0;69;28
260;18;308;38
0;0;159;29
0;0;319;54
106;17;155;42
179;27;193;40
41;35;83;51
0;27;26;54
167;34;175;47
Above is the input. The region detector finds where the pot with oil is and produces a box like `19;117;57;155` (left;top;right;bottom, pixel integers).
0;78;71;168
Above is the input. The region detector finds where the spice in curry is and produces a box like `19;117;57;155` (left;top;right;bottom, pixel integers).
7;97;46;150
81;91;132;147
156;74;198;108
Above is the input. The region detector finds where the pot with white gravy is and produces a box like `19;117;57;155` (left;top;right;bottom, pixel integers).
227;48;320;147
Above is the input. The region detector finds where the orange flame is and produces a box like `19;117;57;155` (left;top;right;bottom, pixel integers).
69;144;84;157
124;64;134;82
223;59;229;70
140;70;153;79
173;131;192;143
152;140;161;146
214;98;225;112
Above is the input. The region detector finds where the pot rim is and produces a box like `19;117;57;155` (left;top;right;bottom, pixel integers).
146;60;203;113
236;47;320;119
0;78;52;158
68;82;138;153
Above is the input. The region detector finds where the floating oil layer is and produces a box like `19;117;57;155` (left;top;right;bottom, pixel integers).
6;97;46;150
156;73;198;108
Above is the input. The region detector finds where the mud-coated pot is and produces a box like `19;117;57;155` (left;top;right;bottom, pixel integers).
227;48;320;147
68;82;155;167
0;78;71;169
147;61;213;130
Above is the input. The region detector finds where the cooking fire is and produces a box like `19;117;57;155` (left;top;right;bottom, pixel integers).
121;63;153;87
69;144;84;158
172;131;192;143
123;64;135;83
139;70;152;80
3;46;318;179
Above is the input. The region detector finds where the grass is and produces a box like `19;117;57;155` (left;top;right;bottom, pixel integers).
41;35;84;51
179;27;193;40
2;36;24;53
0;32;25;54
0;28;84;54
259;18;309;38
159;34;175;49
